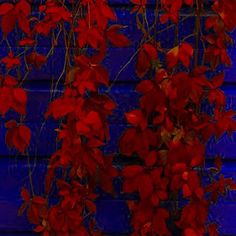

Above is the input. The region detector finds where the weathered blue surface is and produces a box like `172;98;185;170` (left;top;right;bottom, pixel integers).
0;3;236;236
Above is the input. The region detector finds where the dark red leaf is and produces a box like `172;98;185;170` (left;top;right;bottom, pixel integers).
106;25;130;47
122;165;144;178
0;3;14;15
138;174;153;200
21;187;31;203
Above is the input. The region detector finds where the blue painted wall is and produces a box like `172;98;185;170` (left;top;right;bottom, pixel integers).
0;1;236;235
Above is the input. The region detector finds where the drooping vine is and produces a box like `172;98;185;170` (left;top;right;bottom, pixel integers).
119;0;236;235
0;0;236;235
0;0;128;235
5;0;130;235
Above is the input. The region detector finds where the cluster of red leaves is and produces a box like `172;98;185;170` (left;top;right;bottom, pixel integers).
26;52;47;70
1;52;20;69
167;42;193;68
5;120;31;154
120;67;236;235
0;0;72;44
118;0;236;235
15;0;129;235
204;0;236;68
0;75;27;116
0;0;31;36
0;73;30;154
35;0;71;36
160;0;193;24
0;0;53;154
0;0;235;235
19;182;98;236
75;9;129;49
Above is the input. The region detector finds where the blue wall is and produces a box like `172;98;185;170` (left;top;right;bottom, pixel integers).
0;1;236;235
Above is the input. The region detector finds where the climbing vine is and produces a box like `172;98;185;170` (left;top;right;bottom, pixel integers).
0;0;236;235
119;0;236;235
0;0;129;235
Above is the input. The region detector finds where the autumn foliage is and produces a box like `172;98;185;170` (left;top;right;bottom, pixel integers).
119;0;236;235
0;0;236;235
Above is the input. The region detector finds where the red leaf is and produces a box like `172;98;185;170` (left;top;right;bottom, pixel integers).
21;188;30;203
32;196;47;205
184;228;198;236
125;109;147;129
167;43;193;68
4;75;18;86
99;2;117;21
76;19;104;49
179;42;194;67
1;53;20;69
172;163;187;174
145;151;157;167
123;178;138;193
184;0;193;6
26;52;47;69
17;12;31;35
1;11;16;36
85;199;96;213
153;208;170;235
136;43;158;78
5;123;31;154
195;187;204;199
106;25;130;47
45;97;75;119
139;174;153;200
19;38;35;46
5;120;17;129
136;48;151;78
143;43;158;60
18;202;28;216
155;69;168;83
180;42;193;55
136;80;154;93
160;13;169;24
18;125;31;149
208;223;219;236
182;184;192;197
16;0;31;16
0;3;14;15
166;46;179;68
208;90;225;107
13;88;27;105
33;225;45;233
86;111;101;128
211;73;224;88
122;165;144;178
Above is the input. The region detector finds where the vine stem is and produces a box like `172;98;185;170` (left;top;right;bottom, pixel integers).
194;0;201;67
26;151;35;196
106;49;140;93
